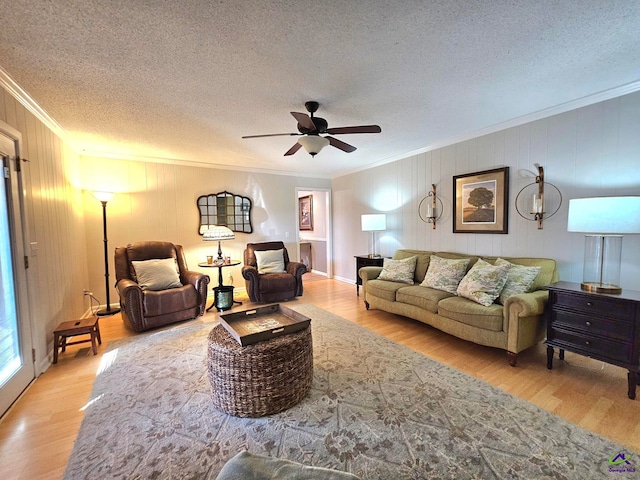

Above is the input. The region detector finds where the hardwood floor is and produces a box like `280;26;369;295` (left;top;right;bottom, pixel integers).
2;276;639;479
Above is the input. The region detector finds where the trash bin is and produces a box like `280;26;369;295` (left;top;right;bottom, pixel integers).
214;285;235;311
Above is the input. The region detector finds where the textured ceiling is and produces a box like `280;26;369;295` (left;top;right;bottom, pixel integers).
0;1;639;178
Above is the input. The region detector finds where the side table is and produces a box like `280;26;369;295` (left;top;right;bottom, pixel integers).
198;261;242;311
354;255;385;296
53;317;102;364
545;281;640;399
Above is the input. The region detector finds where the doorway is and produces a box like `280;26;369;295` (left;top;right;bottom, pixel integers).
0;127;34;417
296;188;332;278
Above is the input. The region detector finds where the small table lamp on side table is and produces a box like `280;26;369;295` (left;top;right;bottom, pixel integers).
198;261;242;311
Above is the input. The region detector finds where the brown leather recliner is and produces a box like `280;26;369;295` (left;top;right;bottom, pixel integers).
242;241;306;303
114;241;210;332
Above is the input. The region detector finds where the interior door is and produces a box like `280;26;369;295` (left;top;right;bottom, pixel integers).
0;131;34;417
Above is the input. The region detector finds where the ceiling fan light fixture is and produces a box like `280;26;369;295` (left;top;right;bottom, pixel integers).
298;135;329;156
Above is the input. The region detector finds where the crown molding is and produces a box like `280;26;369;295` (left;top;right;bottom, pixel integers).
333;80;640;179
0;66;68;141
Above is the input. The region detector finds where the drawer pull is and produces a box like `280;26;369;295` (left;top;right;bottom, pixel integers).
586;301;593;307
585;340;591;346
585;321;592;327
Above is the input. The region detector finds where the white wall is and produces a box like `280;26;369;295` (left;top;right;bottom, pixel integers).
81;157;331;298
332;91;640;290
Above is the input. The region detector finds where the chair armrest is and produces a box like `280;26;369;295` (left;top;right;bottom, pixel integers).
286;261;307;278
241;265;259;282
182;270;210;291
182;270;210;314
115;279;145;332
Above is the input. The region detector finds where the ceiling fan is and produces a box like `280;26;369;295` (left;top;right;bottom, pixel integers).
242;101;381;157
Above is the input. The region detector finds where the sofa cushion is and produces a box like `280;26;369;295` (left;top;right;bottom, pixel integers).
131;258;182;291
437;296;504;332
366;279;408;302
495;258;541;305
420;255;470;294
396;285;454;313
378;256;418;284
456;258;510;307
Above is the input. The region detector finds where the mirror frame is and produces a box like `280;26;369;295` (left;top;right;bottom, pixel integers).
197;191;253;234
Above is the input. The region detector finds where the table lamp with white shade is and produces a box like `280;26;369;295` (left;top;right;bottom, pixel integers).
567;196;640;294
361;213;386;258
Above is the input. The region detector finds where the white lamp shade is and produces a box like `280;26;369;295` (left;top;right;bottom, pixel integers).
361;213;386;231
567;196;640;234
203;225;235;241
298;135;330;155
93;191;114;203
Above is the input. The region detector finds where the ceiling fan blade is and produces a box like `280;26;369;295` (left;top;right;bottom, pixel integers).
328;136;357;153
242;133;299;139
325;125;382;135
291;112;316;131
284;142;302;156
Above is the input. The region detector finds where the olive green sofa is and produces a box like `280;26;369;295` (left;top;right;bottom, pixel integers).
359;250;558;366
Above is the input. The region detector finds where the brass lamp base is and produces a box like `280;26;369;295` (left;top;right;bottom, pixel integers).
368;254;381;258
580;282;622;295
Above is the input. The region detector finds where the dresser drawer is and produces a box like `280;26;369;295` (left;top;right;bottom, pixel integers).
550;309;634;342
550;328;632;363
554;291;636;321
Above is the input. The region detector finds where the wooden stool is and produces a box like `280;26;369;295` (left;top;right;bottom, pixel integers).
53;317;102;364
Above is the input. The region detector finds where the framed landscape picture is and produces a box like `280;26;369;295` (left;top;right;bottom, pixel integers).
453;167;509;234
298;195;313;230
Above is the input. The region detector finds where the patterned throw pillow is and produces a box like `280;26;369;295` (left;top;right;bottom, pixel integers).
456;258;511;307
420;255;470;294
377;256;418;284
495;258;541;305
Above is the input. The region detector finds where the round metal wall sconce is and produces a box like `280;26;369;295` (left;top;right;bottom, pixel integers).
418;184;444;229
514;164;562;229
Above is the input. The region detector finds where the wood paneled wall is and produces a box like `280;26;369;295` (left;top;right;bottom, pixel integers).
332;91;640;290
80;156;331;301
0;86;88;372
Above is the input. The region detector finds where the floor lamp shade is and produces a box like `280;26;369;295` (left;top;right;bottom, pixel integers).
567;196;640;294
361;214;386;258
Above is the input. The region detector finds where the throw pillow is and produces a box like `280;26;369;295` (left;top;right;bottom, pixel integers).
456;258;511;307
255;249;286;274
495;258;541;305
420;255;470;294
377;256;418;284
131;258;182;291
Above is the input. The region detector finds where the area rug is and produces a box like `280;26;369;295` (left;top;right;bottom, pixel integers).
64;304;636;479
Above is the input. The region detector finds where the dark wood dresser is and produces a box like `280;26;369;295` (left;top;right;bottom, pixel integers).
545;281;640;399
355;255;385;296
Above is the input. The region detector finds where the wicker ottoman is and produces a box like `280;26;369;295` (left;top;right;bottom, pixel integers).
207;324;313;417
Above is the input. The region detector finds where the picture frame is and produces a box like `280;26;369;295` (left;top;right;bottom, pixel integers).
453;167;509;234
298;195;313;231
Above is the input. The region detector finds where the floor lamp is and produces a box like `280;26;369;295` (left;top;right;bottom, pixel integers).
93;191;120;316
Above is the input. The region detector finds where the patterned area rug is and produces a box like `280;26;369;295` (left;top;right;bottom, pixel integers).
64;304;635;479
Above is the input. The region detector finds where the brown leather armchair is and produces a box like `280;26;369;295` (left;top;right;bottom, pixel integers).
114;241;210;332
242;241;306;303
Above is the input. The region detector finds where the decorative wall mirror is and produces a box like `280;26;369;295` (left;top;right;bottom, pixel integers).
197;191;253;234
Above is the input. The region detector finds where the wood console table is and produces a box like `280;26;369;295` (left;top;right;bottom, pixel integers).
545;281;640;399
